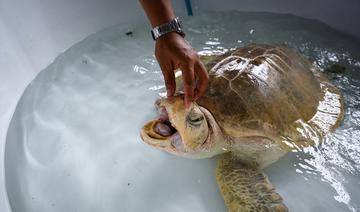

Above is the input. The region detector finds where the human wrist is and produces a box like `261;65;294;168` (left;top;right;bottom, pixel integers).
150;15;176;28
156;31;181;42
155;32;184;50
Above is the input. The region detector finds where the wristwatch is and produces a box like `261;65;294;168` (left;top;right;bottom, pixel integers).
151;17;186;40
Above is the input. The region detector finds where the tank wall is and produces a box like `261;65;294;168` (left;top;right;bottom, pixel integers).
193;0;360;39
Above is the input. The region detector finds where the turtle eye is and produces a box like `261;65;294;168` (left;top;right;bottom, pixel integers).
187;112;204;126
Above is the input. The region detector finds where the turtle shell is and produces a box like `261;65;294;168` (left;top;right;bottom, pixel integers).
197;44;343;150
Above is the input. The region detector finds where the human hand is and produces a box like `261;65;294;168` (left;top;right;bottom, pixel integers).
155;32;209;107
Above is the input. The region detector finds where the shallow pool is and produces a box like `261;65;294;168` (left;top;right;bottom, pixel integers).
5;11;360;212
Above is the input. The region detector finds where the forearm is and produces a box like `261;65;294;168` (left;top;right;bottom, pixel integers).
139;0;176;27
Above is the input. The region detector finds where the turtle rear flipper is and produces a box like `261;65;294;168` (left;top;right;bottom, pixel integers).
216;154;288;212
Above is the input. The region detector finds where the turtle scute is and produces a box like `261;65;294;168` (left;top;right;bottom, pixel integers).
198;44;344;148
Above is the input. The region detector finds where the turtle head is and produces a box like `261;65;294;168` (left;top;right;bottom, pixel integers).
140;95;226;158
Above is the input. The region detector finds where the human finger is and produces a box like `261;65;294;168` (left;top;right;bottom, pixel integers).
158;61;176;97
181;64;196;108
194;61;209;100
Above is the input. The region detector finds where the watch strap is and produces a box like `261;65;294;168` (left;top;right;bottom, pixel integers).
151;17;185;40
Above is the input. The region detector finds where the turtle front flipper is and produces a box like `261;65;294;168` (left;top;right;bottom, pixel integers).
216;154;288;212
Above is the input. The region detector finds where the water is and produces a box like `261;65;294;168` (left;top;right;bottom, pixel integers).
5;11;360;212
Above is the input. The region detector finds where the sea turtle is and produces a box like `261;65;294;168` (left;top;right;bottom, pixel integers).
140;44;344;211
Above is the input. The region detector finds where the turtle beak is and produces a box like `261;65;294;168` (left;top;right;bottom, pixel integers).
140;119;171;148
140;106;181;149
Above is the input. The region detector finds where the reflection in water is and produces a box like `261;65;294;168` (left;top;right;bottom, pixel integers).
301;147;355;211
